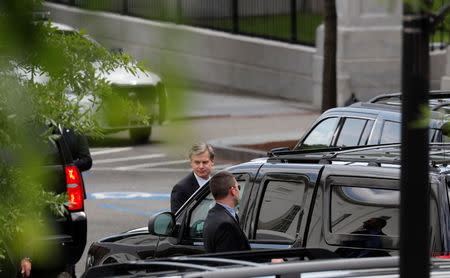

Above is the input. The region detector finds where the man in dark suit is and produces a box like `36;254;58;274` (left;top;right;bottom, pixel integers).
170;142;215;213
61;127;92;172
203;171;250;253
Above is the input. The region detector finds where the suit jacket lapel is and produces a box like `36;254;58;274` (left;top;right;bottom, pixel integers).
190;172;200;191
217;204;239;225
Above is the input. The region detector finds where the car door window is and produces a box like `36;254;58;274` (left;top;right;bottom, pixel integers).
359;120;374;145
380;121;400;144
335;118;371;147
188;177;248;238
330;186;399;237
301;117;339;149
256;179;306;242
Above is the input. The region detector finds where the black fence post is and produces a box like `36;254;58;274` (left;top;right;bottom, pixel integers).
232;0;239;33
290;0;297;42
122;0;128;15
177;0;182;24
400;3;430;278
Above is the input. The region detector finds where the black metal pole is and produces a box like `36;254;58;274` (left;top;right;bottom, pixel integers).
290;0;297;42
400;4;430;278
122;0;128;15
232;0;239;33
176;0;182;24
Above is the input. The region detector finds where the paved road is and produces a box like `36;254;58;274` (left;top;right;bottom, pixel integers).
75;90;320;276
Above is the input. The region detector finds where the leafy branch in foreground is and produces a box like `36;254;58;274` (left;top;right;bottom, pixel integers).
0;1;152;273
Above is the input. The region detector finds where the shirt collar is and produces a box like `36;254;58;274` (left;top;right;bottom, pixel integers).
216;202;236;218
193;172;209;187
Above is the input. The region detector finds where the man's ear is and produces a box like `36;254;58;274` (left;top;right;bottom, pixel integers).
211;159;215;165
230;186;236;197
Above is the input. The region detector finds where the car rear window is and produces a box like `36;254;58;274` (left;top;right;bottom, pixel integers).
380;121;401;144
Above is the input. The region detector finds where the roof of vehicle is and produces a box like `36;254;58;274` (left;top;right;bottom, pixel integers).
268;143;450;171
49;21;77;32
322;91;450;119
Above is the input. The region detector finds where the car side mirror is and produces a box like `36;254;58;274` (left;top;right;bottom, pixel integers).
148;211;175;236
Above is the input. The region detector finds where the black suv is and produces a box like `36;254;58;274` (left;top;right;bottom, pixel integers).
294;92;449;150
36;128;87;275
85;144;450;268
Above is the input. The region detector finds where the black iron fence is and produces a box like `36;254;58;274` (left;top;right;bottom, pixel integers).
47;0;450;49
48;0;324;46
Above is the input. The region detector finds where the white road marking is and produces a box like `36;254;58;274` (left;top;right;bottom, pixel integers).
115;159;190;170
88;192;170;200
91;147;133;156
94;153;166;164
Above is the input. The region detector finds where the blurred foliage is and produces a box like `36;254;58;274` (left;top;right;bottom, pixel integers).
0;0;150;275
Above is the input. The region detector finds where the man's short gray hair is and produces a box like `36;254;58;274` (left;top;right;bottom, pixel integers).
189;142;215;160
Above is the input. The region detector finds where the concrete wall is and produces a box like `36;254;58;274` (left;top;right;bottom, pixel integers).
45;2;316;104
44;1;449;107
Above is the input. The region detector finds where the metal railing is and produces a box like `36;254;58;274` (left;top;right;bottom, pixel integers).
48;0;324;46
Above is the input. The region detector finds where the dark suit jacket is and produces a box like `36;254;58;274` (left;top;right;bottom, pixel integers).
203;203;251;253
61;128;92;172
170;172;199;213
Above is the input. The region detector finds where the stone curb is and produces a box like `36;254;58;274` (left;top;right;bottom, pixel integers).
208;132;300;163
212;143;267;163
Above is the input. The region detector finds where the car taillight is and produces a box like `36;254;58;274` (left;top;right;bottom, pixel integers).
432;252;450;259
65;166;84;211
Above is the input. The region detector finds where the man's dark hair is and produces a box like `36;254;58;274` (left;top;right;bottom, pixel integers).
210;171;235;200
374;218;387;229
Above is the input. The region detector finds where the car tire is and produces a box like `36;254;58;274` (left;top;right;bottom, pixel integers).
129;127;152;143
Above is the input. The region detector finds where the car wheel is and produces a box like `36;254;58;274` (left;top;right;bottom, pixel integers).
129;127;152;143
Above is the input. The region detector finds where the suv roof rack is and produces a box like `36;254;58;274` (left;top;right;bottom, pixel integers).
432;101;450;111
267;143;450;167
368;91;450;105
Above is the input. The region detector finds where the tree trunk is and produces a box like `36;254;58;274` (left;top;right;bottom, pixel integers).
321;0;337;112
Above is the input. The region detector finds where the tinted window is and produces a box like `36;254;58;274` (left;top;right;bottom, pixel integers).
359;120;374;145
380;121;400;144
433;127;450;142
301;118;339;149
188;192;215;238
256;180;306;241
188;178;248;238
335;118;369;147
330;186;399;237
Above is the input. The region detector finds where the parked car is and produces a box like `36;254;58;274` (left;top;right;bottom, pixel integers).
82;247;338;278
51;22;167;143
84;143;450;270
81;252;450;278
27;126;87;276
294;92;449;150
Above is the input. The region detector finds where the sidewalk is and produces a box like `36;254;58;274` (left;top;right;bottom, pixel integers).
164;90;321;162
